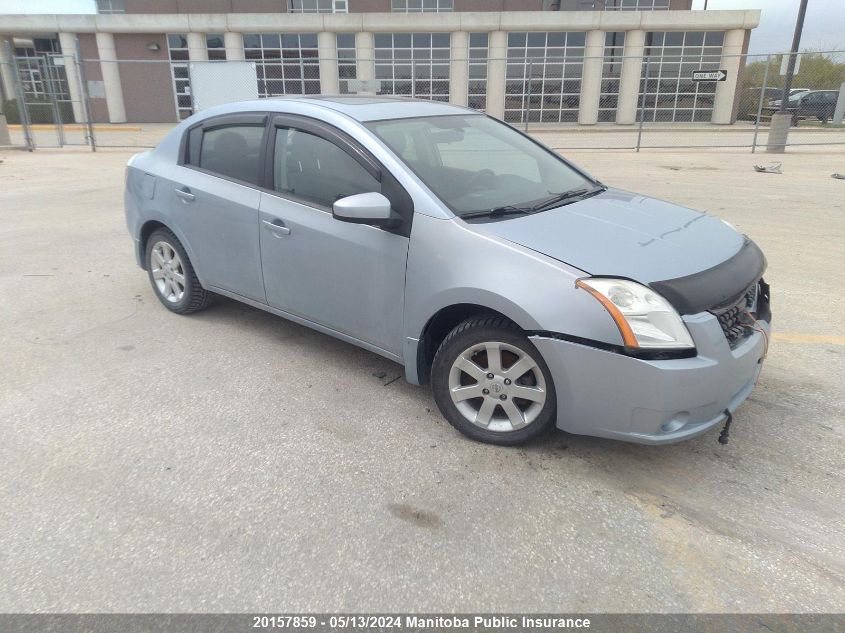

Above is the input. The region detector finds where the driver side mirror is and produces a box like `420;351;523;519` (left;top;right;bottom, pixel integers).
332;192;399;227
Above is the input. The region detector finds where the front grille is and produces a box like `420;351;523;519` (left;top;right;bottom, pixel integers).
712;284;758;348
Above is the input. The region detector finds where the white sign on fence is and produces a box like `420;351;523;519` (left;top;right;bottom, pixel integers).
345;79;383;94
189;62;259;111
86;80;105;99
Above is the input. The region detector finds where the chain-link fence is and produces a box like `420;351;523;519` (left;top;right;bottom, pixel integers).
2;49;844;152
1;43;94;150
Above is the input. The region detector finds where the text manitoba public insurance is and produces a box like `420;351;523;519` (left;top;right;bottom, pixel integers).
406;616;591;628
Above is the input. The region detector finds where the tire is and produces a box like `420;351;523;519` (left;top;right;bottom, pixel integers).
145;228;212;314
431;316;557;446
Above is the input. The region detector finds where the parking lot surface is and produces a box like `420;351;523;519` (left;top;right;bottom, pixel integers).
1;144;844;612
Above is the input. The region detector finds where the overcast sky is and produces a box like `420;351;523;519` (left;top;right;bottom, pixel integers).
693;0;845;55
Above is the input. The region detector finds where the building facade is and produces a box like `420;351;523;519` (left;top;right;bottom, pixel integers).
0;0;759;126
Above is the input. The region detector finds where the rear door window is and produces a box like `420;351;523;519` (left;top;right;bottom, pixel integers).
190;124;266;186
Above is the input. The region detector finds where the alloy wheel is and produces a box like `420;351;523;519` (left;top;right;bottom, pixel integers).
150;240;186;303
448;341;547;433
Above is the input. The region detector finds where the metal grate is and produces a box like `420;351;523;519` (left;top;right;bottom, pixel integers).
712;283;758;348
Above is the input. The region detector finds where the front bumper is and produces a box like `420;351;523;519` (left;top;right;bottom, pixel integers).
530;312;770;445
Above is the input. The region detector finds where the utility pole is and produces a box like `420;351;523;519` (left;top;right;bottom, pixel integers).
768;0;810;152
778;0;809;112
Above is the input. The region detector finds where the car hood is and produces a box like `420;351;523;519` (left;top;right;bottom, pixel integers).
471;187;745;284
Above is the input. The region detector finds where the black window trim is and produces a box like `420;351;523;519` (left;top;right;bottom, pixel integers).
177;110;414;237
178;112;270;188
262;113;414;237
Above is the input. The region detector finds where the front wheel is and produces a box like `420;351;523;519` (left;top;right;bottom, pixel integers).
431;316;557;446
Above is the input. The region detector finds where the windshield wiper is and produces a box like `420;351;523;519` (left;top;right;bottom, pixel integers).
460;185;606;220
528;185;606;212
460;205;536;220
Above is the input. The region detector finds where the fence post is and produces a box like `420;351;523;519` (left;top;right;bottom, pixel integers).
411;59;416;98
74;39;96;151
187;61;196;114
751;53;772;154
44;54;66;147
524;58;533;132
6;41;34;151
636;56;649;153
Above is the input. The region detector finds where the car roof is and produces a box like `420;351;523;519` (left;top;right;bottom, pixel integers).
213;95;479;122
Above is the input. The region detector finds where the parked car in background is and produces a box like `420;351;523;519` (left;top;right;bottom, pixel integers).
737;87;809;121
125;97;771;446
764;89;839;125
768;88;811;108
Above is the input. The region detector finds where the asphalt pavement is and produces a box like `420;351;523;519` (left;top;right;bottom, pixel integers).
1;146;843;612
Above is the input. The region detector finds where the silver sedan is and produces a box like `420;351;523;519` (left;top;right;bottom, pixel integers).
125;96;771;446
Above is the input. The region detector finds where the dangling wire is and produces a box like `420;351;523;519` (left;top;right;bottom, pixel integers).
739;310;769;360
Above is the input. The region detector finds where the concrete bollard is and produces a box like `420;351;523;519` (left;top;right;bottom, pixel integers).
834;81;845;126
766;112;792;153
0;113;11;146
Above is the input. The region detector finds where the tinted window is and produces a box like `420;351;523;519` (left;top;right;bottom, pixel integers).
273;128;380;208
196;124;265;185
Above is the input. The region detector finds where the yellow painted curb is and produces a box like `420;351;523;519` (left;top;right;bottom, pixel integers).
8;124;143;132
772;333;845;346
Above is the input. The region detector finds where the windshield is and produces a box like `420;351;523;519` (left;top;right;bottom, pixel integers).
366;114;593;217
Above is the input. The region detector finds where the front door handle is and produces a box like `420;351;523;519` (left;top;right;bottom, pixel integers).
175;187;195;202
262;219;291;237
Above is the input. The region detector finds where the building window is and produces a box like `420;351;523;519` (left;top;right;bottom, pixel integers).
288;0;348;12
605;0;670;9
336;33;357;94
391;0;453;12
96;0;126;13
598;31;624;122
206;34;226;61
374;33;451;101
167;34;193;120
467;33;488;112
243;33;321;97
639;31;724;122
506;31;586;124
13;38;71;105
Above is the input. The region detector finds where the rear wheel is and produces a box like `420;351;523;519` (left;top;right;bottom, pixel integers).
431;316;557;446
145;228;212;314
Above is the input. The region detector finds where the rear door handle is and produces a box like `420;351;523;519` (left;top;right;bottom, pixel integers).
175;187;195;202
262;219;291;236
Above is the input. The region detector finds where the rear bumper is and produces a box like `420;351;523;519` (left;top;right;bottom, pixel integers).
530;312;770;445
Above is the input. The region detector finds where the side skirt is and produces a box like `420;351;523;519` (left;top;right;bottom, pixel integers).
208;285;405;365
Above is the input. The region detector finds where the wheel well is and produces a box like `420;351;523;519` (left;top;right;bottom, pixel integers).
417;304;513;385
138;220;166;269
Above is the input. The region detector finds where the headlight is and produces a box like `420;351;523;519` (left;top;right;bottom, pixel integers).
576;278;695;350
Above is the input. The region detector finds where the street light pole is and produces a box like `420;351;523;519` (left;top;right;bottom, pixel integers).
768;0;810;152
779;0;809;112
